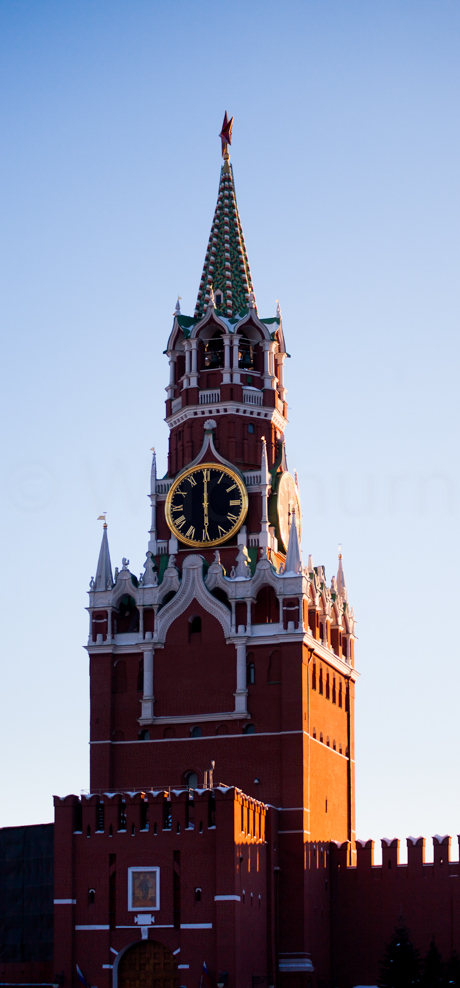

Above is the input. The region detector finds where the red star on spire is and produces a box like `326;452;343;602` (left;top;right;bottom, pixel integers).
219;111;234;156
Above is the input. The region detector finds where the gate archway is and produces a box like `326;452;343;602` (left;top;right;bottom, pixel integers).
117;940;179;988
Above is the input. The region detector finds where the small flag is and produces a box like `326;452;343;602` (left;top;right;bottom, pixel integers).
76;964;91;988
199;962;211;988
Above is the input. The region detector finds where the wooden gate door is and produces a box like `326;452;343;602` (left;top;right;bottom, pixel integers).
118;941;179;988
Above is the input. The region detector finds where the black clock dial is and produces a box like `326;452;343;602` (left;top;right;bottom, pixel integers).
165;464;248;548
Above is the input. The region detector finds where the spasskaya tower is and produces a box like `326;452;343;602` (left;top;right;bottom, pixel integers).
87;114;358;910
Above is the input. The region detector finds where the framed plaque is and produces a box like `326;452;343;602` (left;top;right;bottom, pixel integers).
128;866;160;911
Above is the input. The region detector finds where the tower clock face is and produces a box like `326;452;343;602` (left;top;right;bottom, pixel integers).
277;471;302;553
165;463;248;548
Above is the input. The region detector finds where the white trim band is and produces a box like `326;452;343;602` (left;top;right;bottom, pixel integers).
214;895;241;901
75;925;109;931
180;923;213;929
54;899;76;905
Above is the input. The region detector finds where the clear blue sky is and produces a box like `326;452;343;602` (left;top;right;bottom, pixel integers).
0;0;459;854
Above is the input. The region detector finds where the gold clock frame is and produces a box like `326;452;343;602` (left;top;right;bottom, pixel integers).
165;462;248;549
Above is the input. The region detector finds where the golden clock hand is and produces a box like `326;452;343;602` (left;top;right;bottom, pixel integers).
203;471;209;526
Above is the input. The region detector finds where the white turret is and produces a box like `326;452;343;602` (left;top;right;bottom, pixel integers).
95;523;113;591
337;547;347;600
259;436;271;549
283;508;302;576
148;448;157;554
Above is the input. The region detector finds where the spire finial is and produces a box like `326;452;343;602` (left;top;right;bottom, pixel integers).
219;111;234;159
337;544;347;600
175;295;181;315
97;512;107;529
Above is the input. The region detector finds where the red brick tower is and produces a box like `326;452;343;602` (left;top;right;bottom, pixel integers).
82;119;359;981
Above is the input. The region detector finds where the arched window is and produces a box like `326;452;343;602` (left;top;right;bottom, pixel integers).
332;677;336;704
338;681;343;708
115;594;139;634
254;585;279;625
248;423;255;434
243;723;255;735
188;615;202;642
112;660;127;693
326;672;330;700
247;662;255;685
88;888;95;905
312;663;317;690
267;649;281;684
138;729;150;740
215;290;224;308
319;666;323;695
204;330;224;368
191;726;202;738
185;771;198;789
195;887;202;902
320;732;323;744
313;727;317;739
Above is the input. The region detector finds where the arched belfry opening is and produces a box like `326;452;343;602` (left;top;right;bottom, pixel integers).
114;594;139;634
203;329;224;369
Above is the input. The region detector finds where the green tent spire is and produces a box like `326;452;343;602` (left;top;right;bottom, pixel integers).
194;119;254;320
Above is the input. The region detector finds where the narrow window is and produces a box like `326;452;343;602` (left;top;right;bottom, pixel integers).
312;663;317;690
248;423;255;434
333;739;336;751
326;736;330;747
86;824;91;838
332;677;336;704
137;656;144;692
195;887;202;902
131;823;135;836
247;662;255;685
88;888;95;905
345;687;349;712
339;681;343;708
109;824;113;837
313;727;317;740
326;673;330;700
191;726;202;738
185;771;198;790
163;797;172;831
140;799;149;831
154;822;158;835
319;666;323;695
320;732;323;744
243;723;255;735
177;821;180;834
138;729;150;740
96;803;104;832
188;615;202;642
118;802;127;831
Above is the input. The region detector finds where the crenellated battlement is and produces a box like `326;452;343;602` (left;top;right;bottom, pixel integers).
330;833;457;871
54;786;267;845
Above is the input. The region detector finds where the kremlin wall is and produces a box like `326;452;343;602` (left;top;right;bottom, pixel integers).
1;120;458;988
